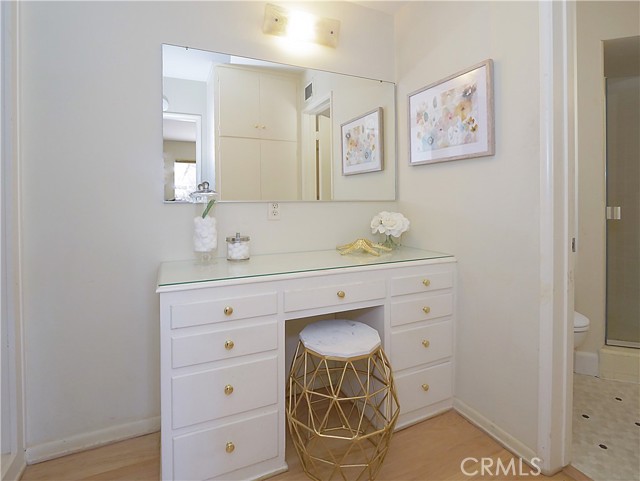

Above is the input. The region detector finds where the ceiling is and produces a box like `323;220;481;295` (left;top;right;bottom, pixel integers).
163;118;196;142
351;1;408;15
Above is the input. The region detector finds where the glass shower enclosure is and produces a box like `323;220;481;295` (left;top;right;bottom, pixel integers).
605;36;640;348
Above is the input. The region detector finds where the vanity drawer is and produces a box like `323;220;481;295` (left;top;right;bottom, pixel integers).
395;362;452;414
391;270;453;296
172;356;278;428
390;320;452;371
172;321;277;368
284;280;386;313
170;292;277;329
173;410;278;481
390;293;453;327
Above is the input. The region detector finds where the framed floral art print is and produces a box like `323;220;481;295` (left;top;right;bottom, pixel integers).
341;107;383;175
408;59;494;165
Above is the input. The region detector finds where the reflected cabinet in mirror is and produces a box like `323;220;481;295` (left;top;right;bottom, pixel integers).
162;44;396;202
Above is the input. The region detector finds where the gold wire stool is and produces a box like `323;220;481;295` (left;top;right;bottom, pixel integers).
286;320;400;481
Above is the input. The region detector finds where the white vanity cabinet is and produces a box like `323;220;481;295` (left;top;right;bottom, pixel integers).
158;248;456;481
389;264;455;428
160;284;282;481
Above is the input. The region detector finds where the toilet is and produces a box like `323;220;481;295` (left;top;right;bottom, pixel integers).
574;311;590;349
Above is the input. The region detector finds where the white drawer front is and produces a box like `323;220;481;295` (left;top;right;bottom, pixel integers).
284;280;386;313
171;292;277;329
172;321;277;368
395;362;452;414
173;410;278;481
390;320;452;371
391;270;453;296
172;356;278;428
390;293;453;327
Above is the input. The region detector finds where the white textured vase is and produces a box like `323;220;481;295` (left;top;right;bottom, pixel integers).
193;216;217;263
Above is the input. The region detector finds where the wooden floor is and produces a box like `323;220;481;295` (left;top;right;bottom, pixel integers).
21;411;579;481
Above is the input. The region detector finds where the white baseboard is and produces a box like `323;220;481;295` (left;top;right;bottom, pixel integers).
1;452;26;481
574;350;598;377
453;399;537;464
25;416;160;465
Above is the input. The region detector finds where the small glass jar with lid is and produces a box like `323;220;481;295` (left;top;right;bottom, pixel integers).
226;233;250;261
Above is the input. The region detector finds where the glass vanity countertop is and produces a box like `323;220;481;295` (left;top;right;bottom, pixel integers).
157;247;454;289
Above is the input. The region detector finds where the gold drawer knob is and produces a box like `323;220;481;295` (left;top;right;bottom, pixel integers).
422;306;431;314
225;442;235;453
423;279;431;287
224;384;234;395
337;290;346;298
224;306;234;316
422;339;430;348
422;383;430;392
224;339;235;350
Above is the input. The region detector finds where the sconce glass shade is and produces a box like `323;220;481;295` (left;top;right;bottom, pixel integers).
263;3;340;48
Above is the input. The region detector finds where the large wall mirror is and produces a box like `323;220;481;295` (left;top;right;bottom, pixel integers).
162;44;397;202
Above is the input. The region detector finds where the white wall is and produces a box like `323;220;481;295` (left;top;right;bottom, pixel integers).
396;1;542;453
574;1;640;356
18;1;395;458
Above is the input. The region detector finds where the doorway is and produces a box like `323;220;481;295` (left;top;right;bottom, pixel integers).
315;111;332;201
301;94;332;201
571;31;640;481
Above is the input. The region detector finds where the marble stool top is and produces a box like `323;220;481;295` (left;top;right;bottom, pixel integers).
299;319;381;358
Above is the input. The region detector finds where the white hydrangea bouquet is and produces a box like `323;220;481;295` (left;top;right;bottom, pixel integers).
371;211;410;249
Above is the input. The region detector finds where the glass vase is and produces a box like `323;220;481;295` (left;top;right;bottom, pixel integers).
193;214;217;264
380;234;401;250
191;182;217;264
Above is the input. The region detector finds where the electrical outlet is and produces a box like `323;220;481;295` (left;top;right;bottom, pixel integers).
268;202;281;220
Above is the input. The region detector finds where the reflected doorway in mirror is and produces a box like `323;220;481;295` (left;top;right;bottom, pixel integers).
163;112;202;202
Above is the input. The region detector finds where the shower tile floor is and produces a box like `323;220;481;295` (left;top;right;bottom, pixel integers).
572;373;640;481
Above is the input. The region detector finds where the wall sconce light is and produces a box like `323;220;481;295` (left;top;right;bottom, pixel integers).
262;3;340;48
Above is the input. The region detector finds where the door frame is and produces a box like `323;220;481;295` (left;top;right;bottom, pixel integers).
301;93;332;201
1;1;26;480
537;0;576;474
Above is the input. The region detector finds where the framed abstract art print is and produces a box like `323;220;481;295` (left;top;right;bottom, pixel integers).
409;59;494;165
341;107;384;175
